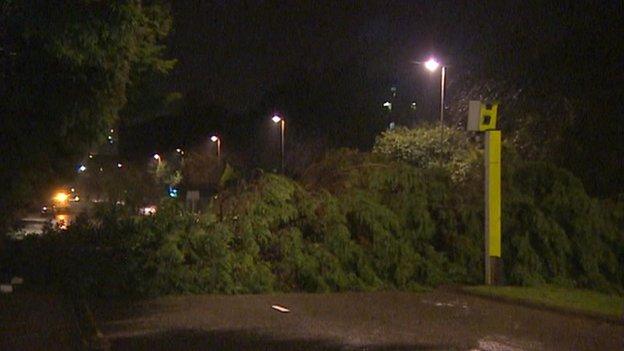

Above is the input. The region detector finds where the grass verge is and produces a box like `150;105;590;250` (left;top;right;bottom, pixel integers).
464;285;623;318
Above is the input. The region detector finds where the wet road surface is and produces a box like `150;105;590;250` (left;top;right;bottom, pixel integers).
94;290;623;350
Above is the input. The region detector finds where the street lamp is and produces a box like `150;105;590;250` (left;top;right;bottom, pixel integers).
271;115;285;173
422;57;447;124
210;135;221;160
53;191;69;208
153;153;161;164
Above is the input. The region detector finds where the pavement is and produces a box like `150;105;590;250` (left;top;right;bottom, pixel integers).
0;287;80;351
93;290;624;351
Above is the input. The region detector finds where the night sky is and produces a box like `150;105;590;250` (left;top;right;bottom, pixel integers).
166;1;622;112
114;0;623;194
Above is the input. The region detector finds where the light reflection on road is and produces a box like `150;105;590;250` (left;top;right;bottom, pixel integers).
54;213;72;230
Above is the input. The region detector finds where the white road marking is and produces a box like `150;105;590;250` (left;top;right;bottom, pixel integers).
271;304;290;313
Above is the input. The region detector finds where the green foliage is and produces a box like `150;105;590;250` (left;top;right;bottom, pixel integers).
504;162;623;292
181;151;223;189
6;131;622;297
0;0;175;231
373;125;480;182
466;285;624;318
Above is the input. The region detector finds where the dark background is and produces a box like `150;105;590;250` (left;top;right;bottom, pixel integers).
118;0;622;194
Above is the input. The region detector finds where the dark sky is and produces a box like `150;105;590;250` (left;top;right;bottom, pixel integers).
156;1;623;187
166;1;623;112
167;1;441;110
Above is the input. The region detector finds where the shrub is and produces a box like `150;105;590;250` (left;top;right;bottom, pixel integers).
8;137;622;297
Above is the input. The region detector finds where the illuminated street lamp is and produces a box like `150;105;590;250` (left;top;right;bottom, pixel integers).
153;153;161;161
210;135;221;160
271;115;285;173
424;57;440;72
421;57;447;124
53;191;69;208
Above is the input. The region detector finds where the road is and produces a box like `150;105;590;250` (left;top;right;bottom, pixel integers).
0;288;80;351
93;290;623;350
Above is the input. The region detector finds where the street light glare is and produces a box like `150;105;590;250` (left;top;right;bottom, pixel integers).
53;191;69;204
153;154;161;160
210;135;219;142
424;58;440;72
272;115;282;123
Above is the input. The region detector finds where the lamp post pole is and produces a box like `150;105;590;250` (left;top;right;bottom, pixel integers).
420;57;447;124
280;119;285;173
440;66;446;124
210;135;221;161
217;138;221;160
272;115;285;173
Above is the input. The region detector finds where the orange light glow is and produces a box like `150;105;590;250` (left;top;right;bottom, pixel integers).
53;191;69;205
55;214;69;230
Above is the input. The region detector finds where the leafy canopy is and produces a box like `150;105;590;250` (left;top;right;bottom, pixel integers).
0;0;175;229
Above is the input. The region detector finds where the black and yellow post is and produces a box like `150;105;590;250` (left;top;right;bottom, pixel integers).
468;101;502;285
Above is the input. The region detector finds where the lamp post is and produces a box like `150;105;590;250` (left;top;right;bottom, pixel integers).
153;153;161;163
271;115;285;173
423;57;447;124
210;135;221;161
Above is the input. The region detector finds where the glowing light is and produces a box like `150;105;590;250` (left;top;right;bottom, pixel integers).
117;163;123;168
53;192;69;205
55;214;68;230
139;205;157;216
271;115;282;123
383;101;392;110
88;154;93;159
78;165;87;173
424;57;440;72
153;154;161;160
168;186;179;198
210;135;219;142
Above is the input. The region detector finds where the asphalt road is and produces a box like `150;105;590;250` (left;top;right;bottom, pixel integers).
0;288;80;351
94;290;623;351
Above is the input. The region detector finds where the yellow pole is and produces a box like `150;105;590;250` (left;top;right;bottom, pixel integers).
484;130;501;285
